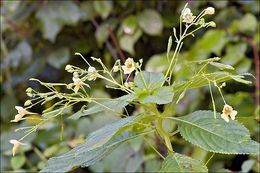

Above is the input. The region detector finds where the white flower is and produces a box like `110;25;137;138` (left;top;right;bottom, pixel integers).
122;58;135;74
72;77;89;93
221;104;238;122
205;7;215;15
88;67;98;81
11;106;37;122
9;140;27;156
182;8;195;23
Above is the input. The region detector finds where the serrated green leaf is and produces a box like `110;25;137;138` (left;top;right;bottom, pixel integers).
137;9;163;36
84;115;143;150
41;132;145;172
69;94;136;119
167;111;260;155
159;153;208;172
137;87;174;105
134;71;165;90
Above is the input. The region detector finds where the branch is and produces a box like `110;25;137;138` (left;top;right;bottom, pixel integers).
105;24;126;62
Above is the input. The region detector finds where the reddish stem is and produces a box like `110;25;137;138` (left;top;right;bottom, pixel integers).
250;40;259;108
105;24;126;62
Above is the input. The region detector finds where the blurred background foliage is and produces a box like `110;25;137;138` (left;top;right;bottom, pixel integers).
0;0;259;172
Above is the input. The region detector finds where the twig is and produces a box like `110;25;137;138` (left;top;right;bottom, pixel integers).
105;24;126;62
4;17;27;37
250;40;259;108
72;0;118;61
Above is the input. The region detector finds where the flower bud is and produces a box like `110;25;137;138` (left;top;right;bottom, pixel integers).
24;100;32;106
73;72;79;78
207;21;216;27
26;88;33;93
205;7;215;15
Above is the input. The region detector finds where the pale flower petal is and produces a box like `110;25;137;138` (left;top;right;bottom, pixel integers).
230;110;237;120
205;7;215;15
122;58;135;74
221;113;229;122
9;140;27;156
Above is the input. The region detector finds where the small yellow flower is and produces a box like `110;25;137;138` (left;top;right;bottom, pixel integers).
11;106;37;122
88;67;98;81
122;58;135;74
221;104;238;122
9;140;27;156
182;8;196;23
72;77;89;93
205;7;215;15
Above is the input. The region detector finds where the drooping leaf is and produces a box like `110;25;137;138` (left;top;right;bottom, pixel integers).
47;48;70;69
11;156;26;170
172;72;251;92
121;15;137;35
159;153;208;172
209;62;234;70
167;111;260;155
36;1;80;41
134;71;165;90
221;43;247;66
137;87;174;105
119;29;142;55
137;9;163;36
41;132;145;172
93;1;113;19
69;94;136;119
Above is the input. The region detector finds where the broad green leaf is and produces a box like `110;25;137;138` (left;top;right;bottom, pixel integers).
4;41;32;68
137;9;163;36
69;94;136;119
137;87;174;105
229;14;257;34
93;1;113;19
134;71;165;90
47;48;70;69
159;153;208;172
145;52;170;73
167;111;260;155
241;160;255;173
172;72;251;92
121;15;137;35
84;115;143;150
221;43;247;66
41;132;144;172
11;156;26;170
36;1;80;41
119;29;142;55
80;1;98;21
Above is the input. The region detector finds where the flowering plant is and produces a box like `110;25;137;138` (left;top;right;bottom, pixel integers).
10;4;259;172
